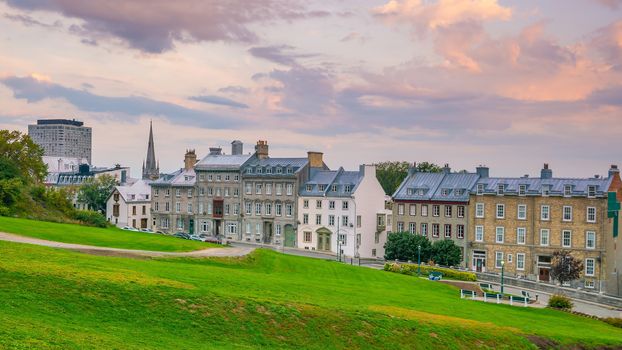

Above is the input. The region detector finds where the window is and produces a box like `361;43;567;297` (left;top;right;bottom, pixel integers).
276;167;282;174
246;223;252;235
306;184;313;192
316;200;322;209
409;204;416;216
331;184;337;192
421;205;428;217
342;215;349;226
234;175;239;181
245;183;252;194
256;223;262;235
407;188;414;195
275;225;281;236
165;202;170;212
587;185;596;198
444;224;451;238
342;201;349;210
409;222;416;234
475;226;484;242
255;183;262;195
256;168;262;174
398;204;404;216
315;214;322;225
563;206;573;222
245;202;252;215
200;220;209;233
188;189;193;198
275;203;282;216
496;204;505;219
562;230;572;248
508;254;512;263
457;225;464;239
542;185;551;196
457;206;465;218
175;202;181;213
165;189;170;197
266;167;272;175
329;215;335;226
587;207;596;223
303;214;309;224
254;203;262;215
208;187;214;196
286;184;293;196
516;253;525;270
154;189;159;197
154;202;159;212
208;174;213;181
160;218;169;229
224;188;230;197
475;203;484;218
175;189;181;197
318;184;326;191
339;234;347;245
303;200;309;209
357;215;361;228
266;183;272;195
518;184;526;196
132;206;136;215
585;280;595;289
177;218;184;230
477;183;484;195
540;229;550;246
234;204;239;215
187;203;193;214
287;167;293;174
421;223;428;236
586;231;596;249
517;227;526;244
517;204;527;220
432;224;440;237
372;249;377;257
433;205;440;217
495;227;504;243
445;205;452;217
286;204;293;216
344;185;351;193
541;205;550;221
441;189;450;196
265;203;272;216
585;258;595;276
495;252;504;268
397;222;404;232
564;185;572;197
304;231;312;243
497;184;504;195
216;175;222;181
276;183;282;195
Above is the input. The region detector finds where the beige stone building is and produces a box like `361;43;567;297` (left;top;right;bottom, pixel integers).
469;164;622;294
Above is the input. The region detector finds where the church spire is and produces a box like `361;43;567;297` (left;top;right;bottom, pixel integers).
142;120;159;180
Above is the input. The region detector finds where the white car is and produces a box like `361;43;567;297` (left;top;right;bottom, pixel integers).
121;226;139;232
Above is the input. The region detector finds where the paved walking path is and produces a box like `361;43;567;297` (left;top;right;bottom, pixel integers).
0;232;254;258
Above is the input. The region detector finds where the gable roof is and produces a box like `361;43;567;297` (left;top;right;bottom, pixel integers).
393;172;479;202
300;167;363;197
194;154;253;171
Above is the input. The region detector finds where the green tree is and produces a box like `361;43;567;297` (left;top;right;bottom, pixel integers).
431;240;462;266
550;250;583;286
384;232;432;262
375;161;443;195
0;130;47;183
77;174;118;213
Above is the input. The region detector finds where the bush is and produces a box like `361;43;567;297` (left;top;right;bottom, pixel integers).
431;239;462;266
548;294;573;311
73;210;108;228
383;262;477;281
602;317;622;329
384;232;432;262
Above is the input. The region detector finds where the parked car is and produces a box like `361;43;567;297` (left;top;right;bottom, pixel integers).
121;226;139;232
140;228;154;233
189;235;203;241
204;236;223;244
173;232;190;239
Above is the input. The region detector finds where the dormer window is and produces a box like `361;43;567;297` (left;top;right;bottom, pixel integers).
587;185;596;198
257;167;263;174
497;184;504;195
331;184;338;192
564;184;572;197
318;184;326;191
407;188;414;195
276;167;282;174
441;189;450;196
417;189;425;196
455;189;463;196
287;167;293;174
476;183;484;195
266;167;273;174
306;184;313;192
344;185;352;193
542;185;551;197
246;168;253;174
519;184;526;196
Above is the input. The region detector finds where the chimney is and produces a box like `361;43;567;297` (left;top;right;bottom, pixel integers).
231;140;243;155
476;165;489;178
184;149;197;170
609;164;620;178
255;140;269;160
359;164;376;177
442;163;451;174
407;162;417;176
209;147;222;156
541;163;552;179
307;151;324;168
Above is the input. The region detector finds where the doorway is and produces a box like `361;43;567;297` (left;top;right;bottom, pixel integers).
316;228;332;252
284;225;295;247
472;250;486;272
263;222;273;244
539;268;550;282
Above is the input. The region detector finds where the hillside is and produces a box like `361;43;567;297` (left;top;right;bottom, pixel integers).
0;238;621;349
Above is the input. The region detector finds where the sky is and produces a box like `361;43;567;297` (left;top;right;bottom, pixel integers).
0;0;621;179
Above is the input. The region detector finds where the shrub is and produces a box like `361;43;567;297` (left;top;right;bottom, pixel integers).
602;317;622;329
431;239;462;266
73;210;108;228
548;294;573;311
384;232;432;262
383;262;477;281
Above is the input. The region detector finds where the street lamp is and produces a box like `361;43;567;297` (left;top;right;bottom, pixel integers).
417;245;422;276
500;260;505;295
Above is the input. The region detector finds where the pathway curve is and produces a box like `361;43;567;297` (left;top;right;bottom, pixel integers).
0;232;254;258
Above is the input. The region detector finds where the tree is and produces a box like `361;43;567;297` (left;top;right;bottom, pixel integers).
77;174;118;213
0;130;47;183
374;161;443;195
384;231;432;262
550;250;584;286
431;240;462;266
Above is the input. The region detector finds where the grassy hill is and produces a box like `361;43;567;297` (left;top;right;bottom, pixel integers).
0;216;219;252
0;238;621;349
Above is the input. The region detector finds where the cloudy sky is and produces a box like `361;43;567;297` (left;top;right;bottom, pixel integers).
1;0;621;178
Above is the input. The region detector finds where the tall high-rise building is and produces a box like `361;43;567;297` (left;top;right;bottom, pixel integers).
28;119;92;164
142;121;160;180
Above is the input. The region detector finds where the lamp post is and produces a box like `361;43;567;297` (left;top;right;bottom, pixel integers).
417;245;421;276
500;260;505;295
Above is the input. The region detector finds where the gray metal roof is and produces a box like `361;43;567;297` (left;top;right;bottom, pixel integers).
150;168;196;187
475;177;612;197
195;154;253;171
300;168;363;197
243;157;309;176
393;172;478;202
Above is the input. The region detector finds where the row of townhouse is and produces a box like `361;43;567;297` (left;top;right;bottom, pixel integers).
149;141;391;259
392;163;622;296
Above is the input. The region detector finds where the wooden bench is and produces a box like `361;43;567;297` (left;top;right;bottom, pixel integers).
483;292;502;303
460;289;477;299
428;271;442;281
510;295;530;306
479;283;493;290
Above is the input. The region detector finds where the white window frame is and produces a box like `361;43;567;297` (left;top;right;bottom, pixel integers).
517;227;526;245
516;253;525;270
495;226;504;243
540;229;550;246
586;231;596;249
475;203;484;218
517;204;527;220
585;258;595;276
562;206;573;222
562;230;572;248
518;184;526;196
496;204;505;219
495;251;504;269
586;207;596;223
540;205;550;221
475;225;484;242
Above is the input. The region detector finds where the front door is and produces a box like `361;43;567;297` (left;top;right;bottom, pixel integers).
472;251;486;272
284;225;295;247
263;222;273;244
214;220;221;237
141;218;148;229
539;268;550;282
317;231;331;251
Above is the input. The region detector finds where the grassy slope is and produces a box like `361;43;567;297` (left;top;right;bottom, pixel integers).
0;242;621;349
0;216;219;252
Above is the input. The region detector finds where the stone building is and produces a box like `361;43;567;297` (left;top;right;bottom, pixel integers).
469;164;622;294
28;118;92;164
142;121;160;180
240;142;326;245
193;144;253;240
151;150;198;234
392;164;479;266
106;179;152;229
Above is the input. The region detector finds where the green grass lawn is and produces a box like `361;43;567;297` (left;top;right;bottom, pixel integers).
0;216;220;252
0;240;620;349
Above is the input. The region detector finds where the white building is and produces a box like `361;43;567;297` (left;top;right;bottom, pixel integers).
297;164;391;259
28;119;92;164
106;179;152;229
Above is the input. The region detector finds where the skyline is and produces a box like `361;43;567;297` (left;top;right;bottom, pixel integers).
1;0;621;178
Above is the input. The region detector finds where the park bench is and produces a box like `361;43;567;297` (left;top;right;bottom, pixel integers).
479;283;493;290
460;289;477;299
483;292;502;303
428;271;442;281
509;295;530;307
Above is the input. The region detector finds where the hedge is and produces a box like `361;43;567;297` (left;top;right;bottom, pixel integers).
383;262;477;282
